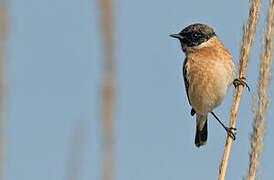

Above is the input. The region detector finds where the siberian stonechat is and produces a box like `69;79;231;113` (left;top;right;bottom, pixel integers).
170;23;244;147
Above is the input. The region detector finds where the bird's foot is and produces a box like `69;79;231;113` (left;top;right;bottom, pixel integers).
233;77;250;91
224;126;237;140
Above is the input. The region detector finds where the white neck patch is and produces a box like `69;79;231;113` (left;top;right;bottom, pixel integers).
185;37;215;51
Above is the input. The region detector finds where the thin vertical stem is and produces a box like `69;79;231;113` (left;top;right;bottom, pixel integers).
246;0;273;179
65;125;87;180
98;0;115;180
218;0;262;179
0;0;7;179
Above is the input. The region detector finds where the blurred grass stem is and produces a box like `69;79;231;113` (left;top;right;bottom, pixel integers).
0;0;7;179
99;0;116;180
246;0;273;179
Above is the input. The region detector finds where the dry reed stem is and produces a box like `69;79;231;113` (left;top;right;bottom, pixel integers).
246;0;274;179
99;0;116;180
218;0;262;180
0;0;7;179
65;125;87;180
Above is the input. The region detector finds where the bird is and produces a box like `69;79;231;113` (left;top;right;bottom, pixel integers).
170;23;248;147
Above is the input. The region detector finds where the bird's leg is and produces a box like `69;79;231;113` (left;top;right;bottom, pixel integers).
191;108;196;116
210;112;236;140
233;77;250;91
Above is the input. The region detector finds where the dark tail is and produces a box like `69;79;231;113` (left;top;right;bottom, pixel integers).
195;115;208;147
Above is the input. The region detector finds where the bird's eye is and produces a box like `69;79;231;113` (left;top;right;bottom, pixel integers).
192;33;200;39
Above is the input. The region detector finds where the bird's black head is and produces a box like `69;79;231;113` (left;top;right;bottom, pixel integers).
170;24;216;51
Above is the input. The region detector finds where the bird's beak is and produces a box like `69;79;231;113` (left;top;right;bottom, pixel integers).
170;34;184;40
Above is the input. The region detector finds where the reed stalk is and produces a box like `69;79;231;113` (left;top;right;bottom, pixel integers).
0;0;8;179
246;0;273;179
218;0;262;179
98;0;116;180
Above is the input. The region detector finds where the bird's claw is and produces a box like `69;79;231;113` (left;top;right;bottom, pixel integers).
225;127;236;140
233;77;250;91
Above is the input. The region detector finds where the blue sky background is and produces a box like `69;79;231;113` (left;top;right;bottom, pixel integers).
3;0;273;179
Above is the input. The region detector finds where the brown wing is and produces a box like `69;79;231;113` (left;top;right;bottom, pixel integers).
183;58;191;105
183;58;196;116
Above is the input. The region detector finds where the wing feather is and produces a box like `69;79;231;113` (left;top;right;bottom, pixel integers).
183;58;191;105
183;58;196;116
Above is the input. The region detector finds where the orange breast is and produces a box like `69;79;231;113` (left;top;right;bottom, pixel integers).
184;37;235;113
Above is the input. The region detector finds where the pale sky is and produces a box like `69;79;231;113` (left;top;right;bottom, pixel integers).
4;0;273;179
